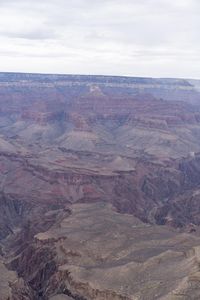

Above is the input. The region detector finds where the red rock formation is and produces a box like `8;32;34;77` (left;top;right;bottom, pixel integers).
1;73;200;299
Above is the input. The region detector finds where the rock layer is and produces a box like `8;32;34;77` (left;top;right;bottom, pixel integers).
1;73;200;299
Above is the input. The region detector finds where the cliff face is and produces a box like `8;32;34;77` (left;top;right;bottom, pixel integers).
1;73;200;299
5;203;200;300
1;149;200;233
1;73;200;158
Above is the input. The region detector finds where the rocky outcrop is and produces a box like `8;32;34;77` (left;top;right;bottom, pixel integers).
4;203;200;300
2;73;200;299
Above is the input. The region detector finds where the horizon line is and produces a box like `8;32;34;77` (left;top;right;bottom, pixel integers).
0;71;200;81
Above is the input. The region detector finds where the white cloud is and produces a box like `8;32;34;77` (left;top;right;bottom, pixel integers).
0;0;200;78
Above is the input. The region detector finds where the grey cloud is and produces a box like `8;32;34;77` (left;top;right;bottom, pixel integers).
0;0;200;78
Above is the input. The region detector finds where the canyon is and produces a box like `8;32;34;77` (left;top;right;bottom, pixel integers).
1;73;200;299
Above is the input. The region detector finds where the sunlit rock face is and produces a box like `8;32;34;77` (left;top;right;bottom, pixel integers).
1;73;200;299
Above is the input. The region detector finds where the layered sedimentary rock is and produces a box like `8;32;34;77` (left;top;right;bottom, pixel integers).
1;73;200;299
4;203;200;300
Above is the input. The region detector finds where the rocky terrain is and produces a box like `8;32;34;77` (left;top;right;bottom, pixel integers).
1;73;200;299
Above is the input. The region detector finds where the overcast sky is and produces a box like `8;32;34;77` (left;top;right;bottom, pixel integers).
0;0;200;78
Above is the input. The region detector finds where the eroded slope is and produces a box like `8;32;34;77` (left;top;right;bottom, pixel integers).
1;73;200;299
6;202;200;300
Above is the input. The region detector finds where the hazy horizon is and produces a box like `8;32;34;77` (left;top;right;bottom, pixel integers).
1;71;200;81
